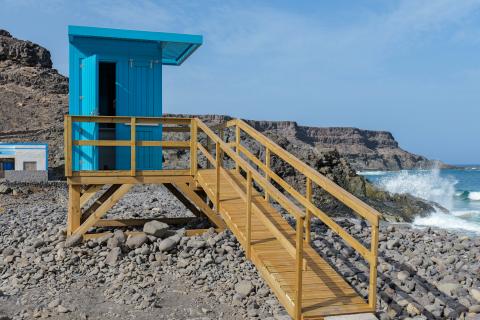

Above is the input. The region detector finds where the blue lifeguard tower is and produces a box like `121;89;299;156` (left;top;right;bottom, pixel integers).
68;26;202;171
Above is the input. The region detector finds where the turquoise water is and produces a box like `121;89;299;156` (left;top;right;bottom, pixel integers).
358;167;480;234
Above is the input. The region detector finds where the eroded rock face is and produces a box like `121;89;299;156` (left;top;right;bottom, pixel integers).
0;29;52;68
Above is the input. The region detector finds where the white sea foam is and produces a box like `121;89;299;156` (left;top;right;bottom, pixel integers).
413;211;480;234
377;169;457;210
468;191;480;201
356;171;386;176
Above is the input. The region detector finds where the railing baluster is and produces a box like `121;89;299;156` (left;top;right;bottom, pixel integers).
305;177;312;242
215;142;221;211
295;216;304;320
265;148;270;201
190;119;198;176
130;117;136;176
235;125;240;173
246;170;252;259
206;135;211;169
369;224;379;310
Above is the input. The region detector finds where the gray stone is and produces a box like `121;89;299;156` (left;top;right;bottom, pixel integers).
469;305;480;313
235;280;253;298
105;247;122;266
158;234;181;252
438;282;460;296
386;239;400;250
64;234;82;248
143;221;169;238
471;288;480;303
125;234;147;249
397;271;410;282
57;305;69;313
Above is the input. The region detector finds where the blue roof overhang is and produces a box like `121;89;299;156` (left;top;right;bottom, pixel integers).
68;25;202;66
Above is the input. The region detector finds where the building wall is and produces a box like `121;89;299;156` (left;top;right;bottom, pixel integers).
0;144;48;171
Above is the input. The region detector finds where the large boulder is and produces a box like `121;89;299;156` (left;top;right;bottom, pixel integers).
143;221;169;238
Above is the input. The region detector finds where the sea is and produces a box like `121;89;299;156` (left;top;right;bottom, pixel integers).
357;166;480;235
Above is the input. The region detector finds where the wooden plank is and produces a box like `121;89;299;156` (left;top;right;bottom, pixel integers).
295;216;304;320
215;142;221;210
81;185;121;223
68;175;193;185
70;115;192;125
164;183;204;218
73;140;189;148
67;184;81;235
246;170;252;259
265;147;270;201
185;228;223;236
162;126;190;132
94;217;197;227
197;143;215;166
79;184;103;208
190;119;197;176
74;184;133;236
305;177;312;243
174;183;226;229
72;169;191;177
368;224;379;310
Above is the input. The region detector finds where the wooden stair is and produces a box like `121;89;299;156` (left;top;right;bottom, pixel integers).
196;169;372;319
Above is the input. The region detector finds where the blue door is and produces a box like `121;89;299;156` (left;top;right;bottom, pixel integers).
74;54;99;170
116;58;162;170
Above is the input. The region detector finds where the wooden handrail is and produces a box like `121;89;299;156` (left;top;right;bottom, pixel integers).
231;119;381;226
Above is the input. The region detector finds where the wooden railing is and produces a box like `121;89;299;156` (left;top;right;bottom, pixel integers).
64;115;192;177
194;119;379;315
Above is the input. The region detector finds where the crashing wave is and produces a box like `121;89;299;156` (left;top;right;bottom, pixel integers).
413;211;480;234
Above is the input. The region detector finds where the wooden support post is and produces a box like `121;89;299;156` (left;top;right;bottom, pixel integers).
295;216;304;320
206;136;211;169
190;119;198;176
215;142;221;211
130;117;136;176
305;177;312;243
65;116;72;177
265;148;271;201
67;184;81;235
369;224;379;310
235;125;240;173
246;170;252;259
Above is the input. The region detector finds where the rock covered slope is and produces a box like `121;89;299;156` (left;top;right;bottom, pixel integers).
0;29;68;169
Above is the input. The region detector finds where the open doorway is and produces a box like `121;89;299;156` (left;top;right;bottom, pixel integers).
98;62;116;170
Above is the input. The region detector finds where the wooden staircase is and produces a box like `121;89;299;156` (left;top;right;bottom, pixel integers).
64;116;380;320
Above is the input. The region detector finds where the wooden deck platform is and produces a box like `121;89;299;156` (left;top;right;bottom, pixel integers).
196;169;372;319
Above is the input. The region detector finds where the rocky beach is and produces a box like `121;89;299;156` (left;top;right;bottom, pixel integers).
1;184;480;320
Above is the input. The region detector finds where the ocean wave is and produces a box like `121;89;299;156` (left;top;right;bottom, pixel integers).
413;211;480;234
376;168;457;210
455;190;480;201
468;191;480;201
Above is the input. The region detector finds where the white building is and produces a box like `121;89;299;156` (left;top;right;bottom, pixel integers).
0;143;48;181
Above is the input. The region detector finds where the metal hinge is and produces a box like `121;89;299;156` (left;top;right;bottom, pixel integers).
79;96;83;100
129;59;134;68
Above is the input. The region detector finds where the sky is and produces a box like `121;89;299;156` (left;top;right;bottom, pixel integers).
1;0;480;164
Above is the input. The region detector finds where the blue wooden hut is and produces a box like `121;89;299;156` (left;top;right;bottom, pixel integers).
68;26;202;171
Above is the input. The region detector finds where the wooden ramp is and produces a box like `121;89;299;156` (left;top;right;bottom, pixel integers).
64;115;380;320
197;169;371;319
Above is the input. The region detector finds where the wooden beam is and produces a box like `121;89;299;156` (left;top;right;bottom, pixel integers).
81;185;121;223
369;224;379;310
67;185;81;235
185;228;223;236
71;169;191;177
246;170;252;259
73;184;133;236
64;116;72;177
80;184;103;208
69;115;191;125
190;119;197;176
295;217;304;320
68;175;193;185
164;183;204;218
73;140;190;148
174;183;226;229
305;177;312;243
94;217;197;227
